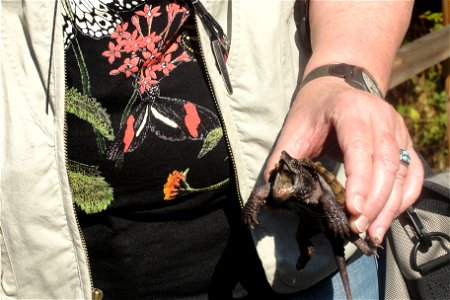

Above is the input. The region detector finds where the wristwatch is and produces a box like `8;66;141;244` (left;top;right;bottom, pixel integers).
301;63;384;98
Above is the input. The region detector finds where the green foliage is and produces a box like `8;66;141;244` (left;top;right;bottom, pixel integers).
420;11;444;31
65;87;115;141
389;10;449;172
198;127;223;158
67;160;114;214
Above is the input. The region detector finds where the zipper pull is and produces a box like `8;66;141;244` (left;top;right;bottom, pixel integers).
92;288;104;300
190;0;233;94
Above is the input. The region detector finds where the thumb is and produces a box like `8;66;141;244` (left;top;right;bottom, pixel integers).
264;122;326;182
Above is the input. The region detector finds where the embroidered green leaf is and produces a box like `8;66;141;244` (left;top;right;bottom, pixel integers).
121;89;138;127
71;38;91;95
65;87;114;141
67;160;114;214
178;168;229;194
197;127;223;158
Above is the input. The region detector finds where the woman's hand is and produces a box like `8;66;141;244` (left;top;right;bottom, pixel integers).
266;77;424;244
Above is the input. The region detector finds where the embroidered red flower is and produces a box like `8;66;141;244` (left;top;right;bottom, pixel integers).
111;23;131;42
142;45;162;61
166;3;188;24
158;43;178;75
143;62;159;80
103;2;193;95
110;56;140;77
123;30;141;53
140;32;162;51
102;42;122;64
174;51;191;63
138;74;158;94
135;4;162;20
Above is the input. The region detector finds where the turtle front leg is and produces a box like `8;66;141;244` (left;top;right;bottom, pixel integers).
243;184;271;228
319;191;350;238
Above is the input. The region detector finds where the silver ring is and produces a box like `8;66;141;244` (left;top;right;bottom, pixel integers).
400;149;411;167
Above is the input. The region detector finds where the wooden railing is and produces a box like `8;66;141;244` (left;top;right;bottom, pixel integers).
389;23;450;168
389;25;450;89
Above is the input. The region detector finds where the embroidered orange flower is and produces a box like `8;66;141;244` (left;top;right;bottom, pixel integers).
163;170;186;200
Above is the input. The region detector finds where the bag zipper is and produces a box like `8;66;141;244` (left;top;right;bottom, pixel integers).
192;10;243;209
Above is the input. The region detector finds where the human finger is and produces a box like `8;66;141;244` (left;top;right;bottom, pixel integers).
346;106;399;233
365;118;423;241
341;137;374;223
365;147;409;243
332;107;374;225
363;113;410;240
398;147;424;212
366;146;424;243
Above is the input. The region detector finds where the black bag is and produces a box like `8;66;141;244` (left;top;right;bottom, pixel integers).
384;171;450;299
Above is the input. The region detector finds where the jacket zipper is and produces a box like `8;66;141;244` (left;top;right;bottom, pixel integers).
63;44;102;300
192;11;243;209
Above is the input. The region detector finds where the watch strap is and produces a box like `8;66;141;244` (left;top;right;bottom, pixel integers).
301;63;384;98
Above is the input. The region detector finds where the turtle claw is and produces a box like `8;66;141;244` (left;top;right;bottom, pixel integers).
365;236;381;250
243;189;268;229
243;213;259;229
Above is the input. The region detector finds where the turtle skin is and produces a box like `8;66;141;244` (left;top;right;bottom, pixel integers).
243;151;379;300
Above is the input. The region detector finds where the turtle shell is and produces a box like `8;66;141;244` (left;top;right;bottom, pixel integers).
298;158;346;206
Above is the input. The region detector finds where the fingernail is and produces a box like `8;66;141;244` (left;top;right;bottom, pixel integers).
353;195;365;214
375;227;385;244
354;216;369;233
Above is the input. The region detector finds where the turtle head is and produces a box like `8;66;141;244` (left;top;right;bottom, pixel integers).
269;151;316;202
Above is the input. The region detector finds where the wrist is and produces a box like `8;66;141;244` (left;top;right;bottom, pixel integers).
301;63;384;98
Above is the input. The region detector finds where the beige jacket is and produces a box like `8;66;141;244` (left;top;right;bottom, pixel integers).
1;0;355;298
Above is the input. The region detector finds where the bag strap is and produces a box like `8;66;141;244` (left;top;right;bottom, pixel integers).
384;170;450;299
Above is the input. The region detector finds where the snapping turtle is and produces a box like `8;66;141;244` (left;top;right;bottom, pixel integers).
243;151;378;300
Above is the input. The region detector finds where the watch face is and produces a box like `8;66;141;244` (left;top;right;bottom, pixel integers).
362;72;383;98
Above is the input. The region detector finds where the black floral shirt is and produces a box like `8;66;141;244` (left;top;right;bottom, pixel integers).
63;0;232;297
